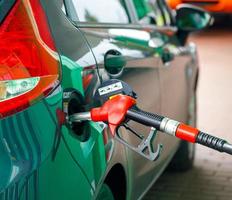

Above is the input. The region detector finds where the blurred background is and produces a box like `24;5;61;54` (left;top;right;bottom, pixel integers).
144;16;232;200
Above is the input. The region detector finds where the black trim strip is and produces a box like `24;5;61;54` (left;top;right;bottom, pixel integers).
14;183;19;200
9;117;26;162
24;111;42;165
18;114;34;170
2;120;18;161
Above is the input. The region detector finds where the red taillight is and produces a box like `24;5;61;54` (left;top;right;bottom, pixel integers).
0;0;60;118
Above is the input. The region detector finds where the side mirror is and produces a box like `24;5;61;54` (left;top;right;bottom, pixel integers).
176;4;213;32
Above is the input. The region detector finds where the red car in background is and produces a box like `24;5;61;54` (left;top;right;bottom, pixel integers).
167;0;232;13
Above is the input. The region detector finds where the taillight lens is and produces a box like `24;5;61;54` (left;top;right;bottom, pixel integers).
0;0;60;118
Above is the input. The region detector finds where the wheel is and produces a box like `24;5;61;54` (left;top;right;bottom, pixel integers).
168;94;197;172
96;184;115;200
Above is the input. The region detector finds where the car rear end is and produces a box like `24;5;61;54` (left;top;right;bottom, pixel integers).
168;0;232;13
0;0;62;195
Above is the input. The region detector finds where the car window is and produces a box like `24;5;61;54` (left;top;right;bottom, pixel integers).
64;0;130;23
133;0;174;26
132;0;165;26
155;0;174;26
132;0;151;20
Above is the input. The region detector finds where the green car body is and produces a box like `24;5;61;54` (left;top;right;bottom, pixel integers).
0;0;211;199
0;55;107;199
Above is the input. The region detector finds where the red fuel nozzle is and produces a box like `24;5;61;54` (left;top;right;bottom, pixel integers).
68;94;232;156
91;94;136;135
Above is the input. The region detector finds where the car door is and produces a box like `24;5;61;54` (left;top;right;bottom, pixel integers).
126;0;185;197
132;0;196;164
150;0;196;124
129;1;198;198
62;0;181;198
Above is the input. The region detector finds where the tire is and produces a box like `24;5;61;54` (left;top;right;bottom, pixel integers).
96;184;115;200
168;94;197;172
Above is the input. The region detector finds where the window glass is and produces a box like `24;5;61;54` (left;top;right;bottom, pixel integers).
155;0;173;25
66;0;130;23
133;0;151;20
133;0;165;26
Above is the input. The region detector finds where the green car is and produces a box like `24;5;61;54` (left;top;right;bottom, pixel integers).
0;0;211;199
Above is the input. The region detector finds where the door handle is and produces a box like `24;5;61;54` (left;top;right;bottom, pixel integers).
161;43;196;65
104;49;127;77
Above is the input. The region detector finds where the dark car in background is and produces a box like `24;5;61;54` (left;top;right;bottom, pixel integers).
0;0;211;199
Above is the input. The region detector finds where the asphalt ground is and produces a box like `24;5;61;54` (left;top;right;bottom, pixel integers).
144;17;232;200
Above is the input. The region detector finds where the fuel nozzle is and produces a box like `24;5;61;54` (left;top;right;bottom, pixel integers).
68;94;162;161
68;79;232;160
69;79;137;134
69;94;136;135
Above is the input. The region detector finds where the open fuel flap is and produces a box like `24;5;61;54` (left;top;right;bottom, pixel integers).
63;88;91;142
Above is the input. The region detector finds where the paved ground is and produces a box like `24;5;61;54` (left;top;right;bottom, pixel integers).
144;21;232;200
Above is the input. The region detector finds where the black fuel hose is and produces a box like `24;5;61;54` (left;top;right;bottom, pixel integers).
126;108;232;155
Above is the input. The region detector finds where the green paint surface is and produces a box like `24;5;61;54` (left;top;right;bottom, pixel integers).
0;56;107;199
